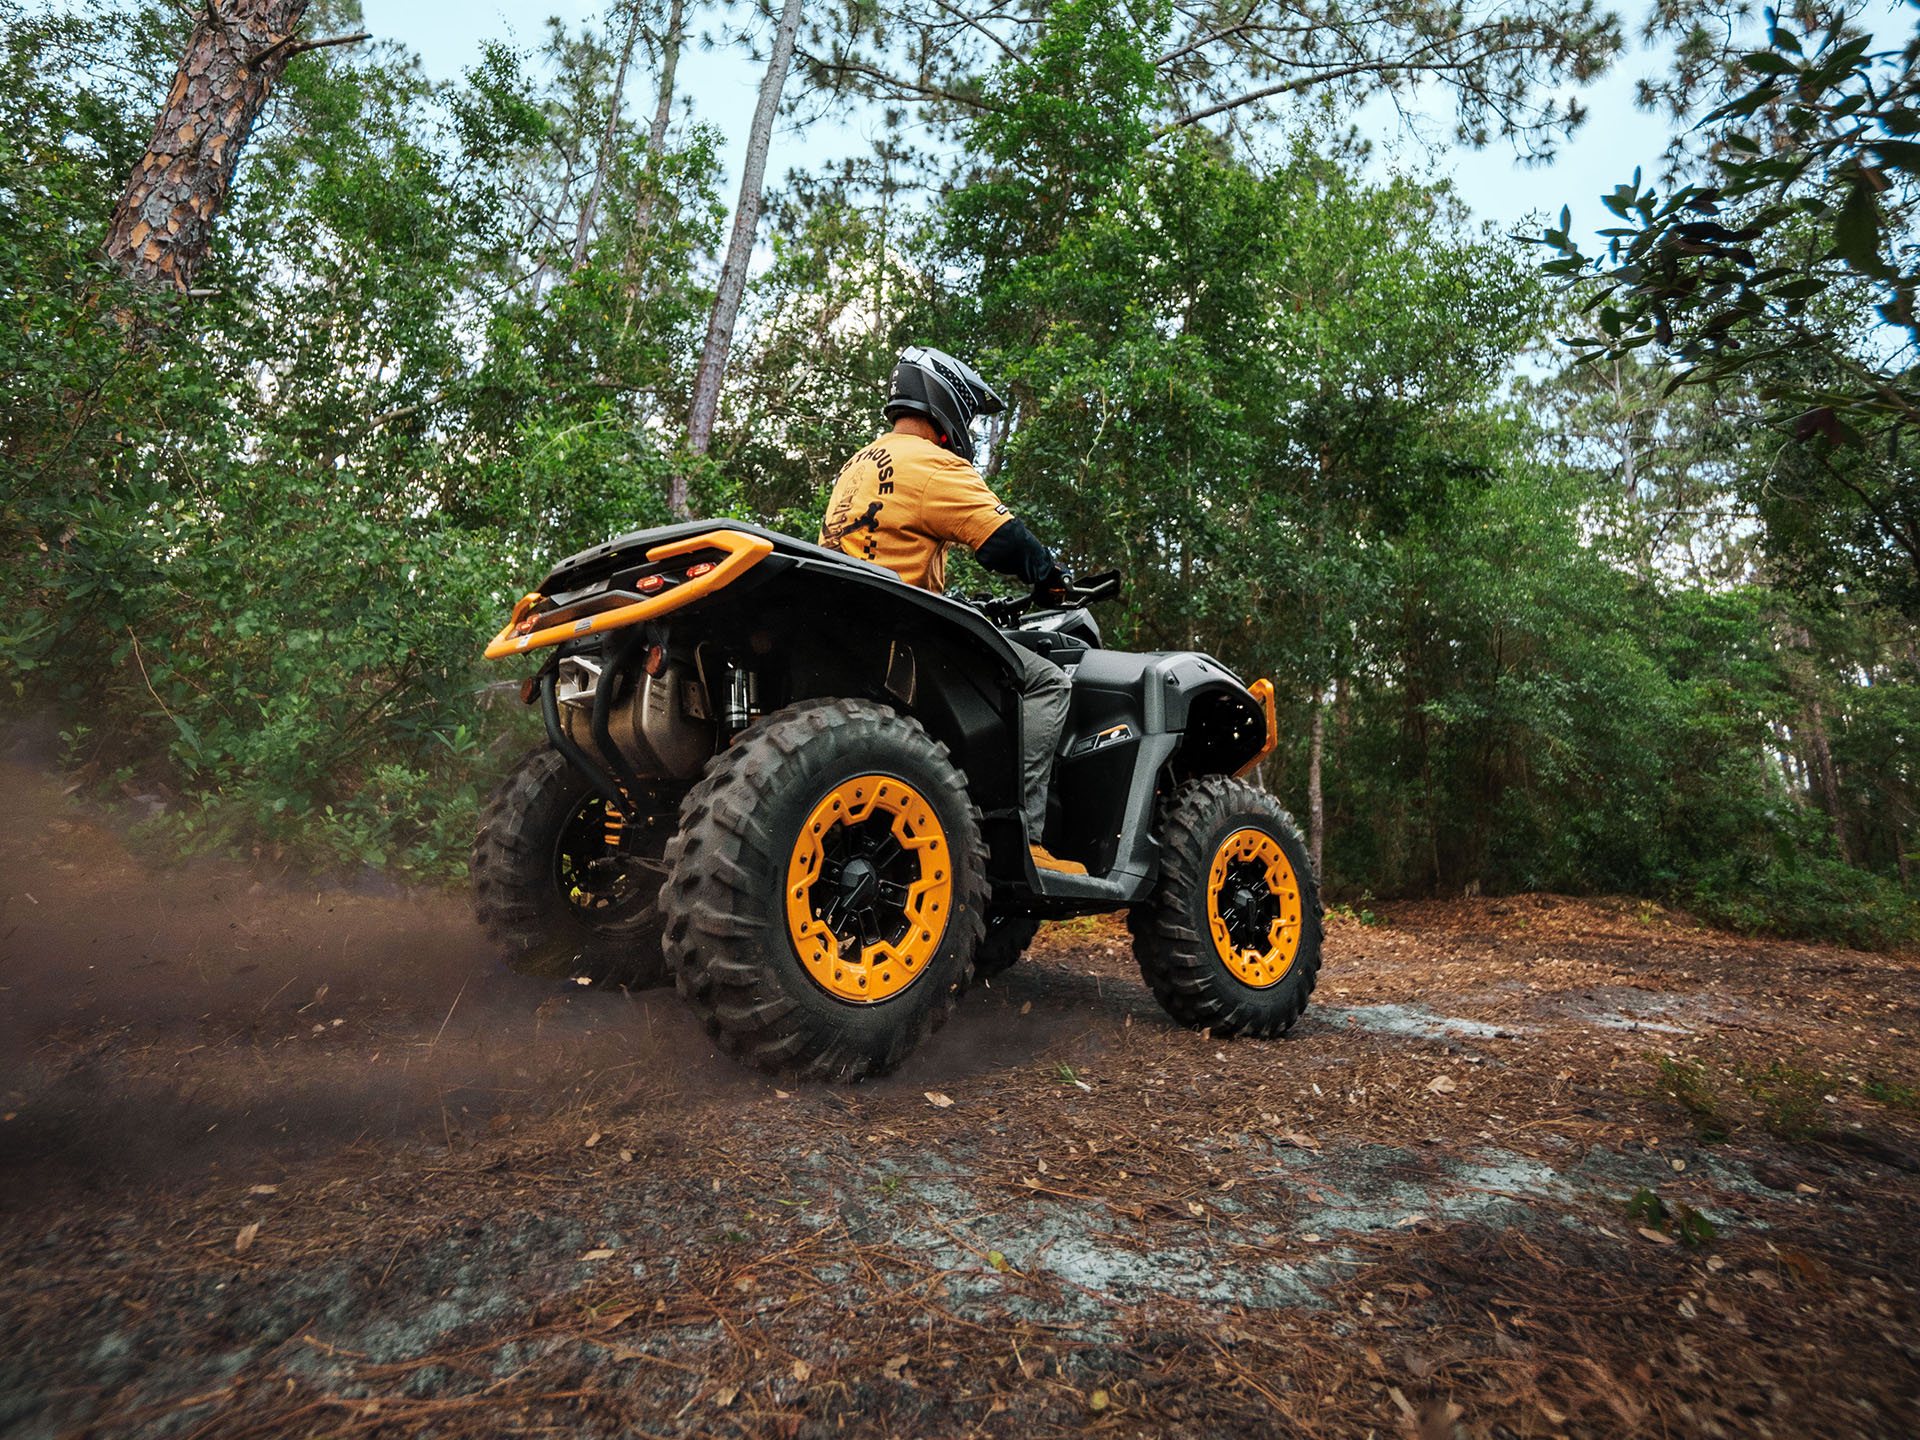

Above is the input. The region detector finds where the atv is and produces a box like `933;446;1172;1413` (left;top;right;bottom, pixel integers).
471;520;1323;1080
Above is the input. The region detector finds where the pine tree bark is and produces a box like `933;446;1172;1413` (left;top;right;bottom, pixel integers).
680;0;805;509
102;0;318;293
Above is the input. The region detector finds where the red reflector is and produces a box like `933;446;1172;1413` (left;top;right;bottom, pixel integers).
637;573;667;593
644;644;666;676
685;561;716;579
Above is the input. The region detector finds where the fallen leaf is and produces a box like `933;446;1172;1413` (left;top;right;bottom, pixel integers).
619;1150;634;1164
791;1358;812;1383
924;1091;954;1109
1186;1201;1206;1217
1426;1075;1458;1094
774;1089;792;1099
1281;1131;1320;1150
584;1131;602;1149
1020;1001;1032;1015
1088;1388;1110;1411
1794;1183;1819;1195
882;1354;911;1381
249;1184;279;1196
1394;1213;1430;1229
1637;1226;1677;1246
1389;1385;1417;1421
987;1251;1010;1272
713;1384;739;1407
580;1248;615;1262
234;1222;259;1255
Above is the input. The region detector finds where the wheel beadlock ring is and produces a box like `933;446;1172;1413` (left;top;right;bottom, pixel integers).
1205;826;1303;989
785;774;952;1003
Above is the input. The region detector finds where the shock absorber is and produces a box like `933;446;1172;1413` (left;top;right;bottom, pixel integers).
721;663;760;734
603;800;626;850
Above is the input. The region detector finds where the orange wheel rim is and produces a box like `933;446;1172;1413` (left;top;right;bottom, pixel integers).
785;774;952;1003
1206;827;1303;989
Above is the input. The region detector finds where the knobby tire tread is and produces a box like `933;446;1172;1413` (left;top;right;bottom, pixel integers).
1129;776;1324;1036
470;746;666;985
660;698;987;1081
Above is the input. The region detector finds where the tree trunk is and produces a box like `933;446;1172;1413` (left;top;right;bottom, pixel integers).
102;0;316;293
680;0;805;506
1805;696;1852;864
1307;687;1326;881
637;0;687;228
649;0;685;153
572;1;643;271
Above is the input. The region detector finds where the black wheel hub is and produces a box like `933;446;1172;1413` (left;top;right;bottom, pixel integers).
815;816;916;952
1218;859;1278;952
554;791;673;917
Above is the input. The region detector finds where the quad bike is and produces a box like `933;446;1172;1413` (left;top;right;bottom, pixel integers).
470;521;1323;1079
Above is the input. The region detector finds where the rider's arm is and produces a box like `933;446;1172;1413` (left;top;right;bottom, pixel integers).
976;517;1065;589
919;454;1065;589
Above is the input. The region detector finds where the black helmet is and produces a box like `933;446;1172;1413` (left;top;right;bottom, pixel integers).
884;345;1005;461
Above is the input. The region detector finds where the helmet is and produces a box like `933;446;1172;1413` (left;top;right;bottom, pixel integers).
884;345;1005;461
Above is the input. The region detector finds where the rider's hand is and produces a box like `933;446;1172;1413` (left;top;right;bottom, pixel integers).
1035;570;1073;607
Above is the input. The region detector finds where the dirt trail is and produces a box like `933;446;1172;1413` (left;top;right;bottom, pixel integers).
2;766;1918;1438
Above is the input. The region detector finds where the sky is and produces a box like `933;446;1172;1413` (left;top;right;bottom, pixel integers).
360;2;1873;245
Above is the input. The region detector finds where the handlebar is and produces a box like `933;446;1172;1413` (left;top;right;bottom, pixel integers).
970;569;1122;626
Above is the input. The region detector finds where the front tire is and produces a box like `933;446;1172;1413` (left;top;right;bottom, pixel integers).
660;699;988;1080
470;747;674;986
1129;777;1322;1035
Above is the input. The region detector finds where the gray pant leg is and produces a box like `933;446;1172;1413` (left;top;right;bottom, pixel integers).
1015;645;1071;838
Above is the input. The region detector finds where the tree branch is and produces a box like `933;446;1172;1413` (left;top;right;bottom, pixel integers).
284;31;370;58
797;49;1002;113
1154;56;1488;135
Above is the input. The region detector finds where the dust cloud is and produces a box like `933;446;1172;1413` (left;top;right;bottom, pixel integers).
0;764;738;1203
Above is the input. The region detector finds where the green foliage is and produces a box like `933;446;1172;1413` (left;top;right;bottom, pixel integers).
2;0;1915;952
1541;8;1920;617
1;2;720;879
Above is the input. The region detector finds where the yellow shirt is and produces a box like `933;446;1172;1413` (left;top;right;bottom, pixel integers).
818;431;1013;593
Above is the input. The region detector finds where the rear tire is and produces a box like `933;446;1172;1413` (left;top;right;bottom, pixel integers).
660;699;988;1080
1129;777;1322;1035
974;911;1041;980
470;747;672;987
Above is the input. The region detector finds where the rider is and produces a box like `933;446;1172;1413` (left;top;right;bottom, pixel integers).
819;345;1085;876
